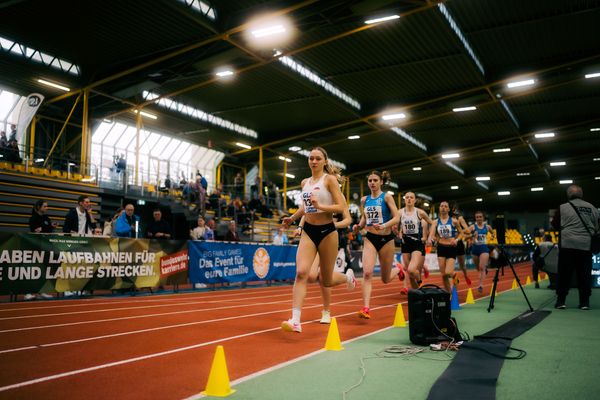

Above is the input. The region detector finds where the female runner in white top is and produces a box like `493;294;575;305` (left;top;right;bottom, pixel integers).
281;147;347;333
395;192;433;289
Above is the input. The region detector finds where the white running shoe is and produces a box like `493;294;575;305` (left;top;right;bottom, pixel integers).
281;319;302;333
320;310;331;324
37;293;53;299
24;293;36;301
346;269;356;290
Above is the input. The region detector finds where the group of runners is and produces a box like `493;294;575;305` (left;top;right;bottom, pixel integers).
281;147;494;333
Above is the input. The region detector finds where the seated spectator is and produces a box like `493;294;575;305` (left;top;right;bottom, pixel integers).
272;227;289;245
5;139;22;163
103;208;123;237
160;175;172;194
225;220;240;242
114;203;140;238
63;195;96;236
533;233;558;289
190;216;211;240
29;199;58;233
205;218;216;241
146;209;171;239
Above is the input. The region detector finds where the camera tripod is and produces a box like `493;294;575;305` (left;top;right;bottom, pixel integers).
487;245;533;312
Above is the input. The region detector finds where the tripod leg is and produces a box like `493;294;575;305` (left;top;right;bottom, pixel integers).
500;246;534;312
487;267;501;312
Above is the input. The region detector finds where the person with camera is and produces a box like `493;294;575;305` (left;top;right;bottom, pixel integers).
551;185;599;310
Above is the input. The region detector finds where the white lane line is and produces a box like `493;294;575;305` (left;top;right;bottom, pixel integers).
0;301;403;393
0;285;316;316
0;287;399;347
0;285;300;312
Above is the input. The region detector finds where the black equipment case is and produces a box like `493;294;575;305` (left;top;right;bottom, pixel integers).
408;284;453;345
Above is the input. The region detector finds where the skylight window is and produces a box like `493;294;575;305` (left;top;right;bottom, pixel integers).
143;91;257;138
0;35;80;76
293;148;346;170
445;161;464;175
438;4;484;75
390;127;427;151
177;0;216;20
277;55;361;109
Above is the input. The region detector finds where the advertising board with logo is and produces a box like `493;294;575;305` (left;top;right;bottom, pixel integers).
187;241;297;284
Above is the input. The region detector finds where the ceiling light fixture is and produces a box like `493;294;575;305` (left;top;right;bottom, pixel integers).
278;156;292;162
516;172;530;176
585;72;600;79
493;148;511;153
476;198;483;202
451;185;459;190
476;176;490;181
423;202;430;207
251;24;286;38
498;191;510;196
550;161;566;166
531;187;544;192
235;142;251;149
289;146;301;152
37;78;70;92
285;173;295;179
535;132;555;138
381;112;406;121
442;153;460;159
365;15;400;25
591;128;600;132
412;167;422;171
348;135;360;140
559;179;573;184
215;70;234;78
507;79;535;88
452;106;477;112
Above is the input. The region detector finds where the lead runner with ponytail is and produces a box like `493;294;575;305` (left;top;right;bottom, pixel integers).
281;147;348;333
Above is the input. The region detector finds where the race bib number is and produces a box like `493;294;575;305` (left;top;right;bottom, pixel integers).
303;192;317;213
365;205;383;226
438;225;452;238
403;222;418;234
476;233;487;244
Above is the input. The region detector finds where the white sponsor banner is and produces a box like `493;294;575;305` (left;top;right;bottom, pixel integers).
14;93;44;143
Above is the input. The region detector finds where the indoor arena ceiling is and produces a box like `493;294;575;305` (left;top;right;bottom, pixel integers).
1;0;599;212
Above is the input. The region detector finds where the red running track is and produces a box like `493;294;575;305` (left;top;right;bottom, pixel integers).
0;264;533;400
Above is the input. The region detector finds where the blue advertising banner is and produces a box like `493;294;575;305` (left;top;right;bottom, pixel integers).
188;241;297;283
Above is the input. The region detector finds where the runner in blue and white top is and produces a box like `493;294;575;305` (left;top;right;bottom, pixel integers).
395;192;433;291
468;211;495;293
428;201;464;294
353;171;401;319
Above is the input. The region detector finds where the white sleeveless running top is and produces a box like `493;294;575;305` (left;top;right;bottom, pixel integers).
301;174;333;214
401;208;422;236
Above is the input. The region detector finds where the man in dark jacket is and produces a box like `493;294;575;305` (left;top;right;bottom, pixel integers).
146;209;171;239
63;195;96;235
551;185;599;310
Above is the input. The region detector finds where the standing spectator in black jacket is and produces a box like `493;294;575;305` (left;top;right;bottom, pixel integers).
29;199;57;233
551;185;599;310
146;209;172;240
63;195;96;235
5;139;22;163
